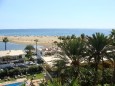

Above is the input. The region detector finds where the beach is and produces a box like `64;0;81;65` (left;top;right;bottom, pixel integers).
0;36;60;47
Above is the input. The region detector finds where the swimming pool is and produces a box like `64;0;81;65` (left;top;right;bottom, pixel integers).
5;82;23;86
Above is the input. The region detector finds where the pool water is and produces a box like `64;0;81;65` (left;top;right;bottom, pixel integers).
5;82;23;86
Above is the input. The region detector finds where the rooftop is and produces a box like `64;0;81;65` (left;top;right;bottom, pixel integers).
0;50;26;57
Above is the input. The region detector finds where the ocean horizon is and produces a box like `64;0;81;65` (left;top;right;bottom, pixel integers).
0;29;112;36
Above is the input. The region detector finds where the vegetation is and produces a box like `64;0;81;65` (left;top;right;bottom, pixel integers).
25;45;35;60
1;30;115;86
25;45;35;52
0;73;43;83
2;37;9;50
87;33;109;86
42;29;115;86
0;65;43;80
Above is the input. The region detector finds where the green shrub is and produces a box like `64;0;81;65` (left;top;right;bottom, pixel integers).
0;65;43;79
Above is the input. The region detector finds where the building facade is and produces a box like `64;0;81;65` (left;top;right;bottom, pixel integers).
0;50;26;68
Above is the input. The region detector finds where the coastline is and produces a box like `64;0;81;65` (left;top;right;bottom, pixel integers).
0;36;60;47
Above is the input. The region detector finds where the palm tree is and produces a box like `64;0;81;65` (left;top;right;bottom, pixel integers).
58;36;62;40
106;46;115;85
80;33;86;41
53;54;69;85
34;39;39;55
53;41;58;49
25;45;35;51
87;33;109;86
110;29;115;40
66;35;71;40
58;36;86;80
58;36;66;40
71;34;76;39
3;37;9;50
108;29;115;85
81;33;85;39
25;45;35;59
54;41;58;44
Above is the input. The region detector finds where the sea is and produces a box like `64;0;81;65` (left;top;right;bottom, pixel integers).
0;29;112;50
0;29;111;36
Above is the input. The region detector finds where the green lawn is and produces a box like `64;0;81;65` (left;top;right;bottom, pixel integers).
27;73;44;80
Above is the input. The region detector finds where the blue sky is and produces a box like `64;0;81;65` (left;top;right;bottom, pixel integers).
0;0;115;29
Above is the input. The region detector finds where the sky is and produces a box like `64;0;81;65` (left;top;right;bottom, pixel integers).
0;0;115;29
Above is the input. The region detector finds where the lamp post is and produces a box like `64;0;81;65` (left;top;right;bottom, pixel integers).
34;39;38;55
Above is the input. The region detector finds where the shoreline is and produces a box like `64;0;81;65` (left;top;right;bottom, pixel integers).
0;36;60;47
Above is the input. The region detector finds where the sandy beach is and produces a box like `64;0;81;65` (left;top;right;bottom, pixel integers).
0;36;60;47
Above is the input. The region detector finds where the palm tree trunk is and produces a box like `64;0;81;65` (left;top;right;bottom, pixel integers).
94;57;99;86
77;58;80;81
73;60;79;79
71;59;80;83
101;57;104;86
112;59;115;85
77;58;80;85
94;62;98;86
5;42;6;50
